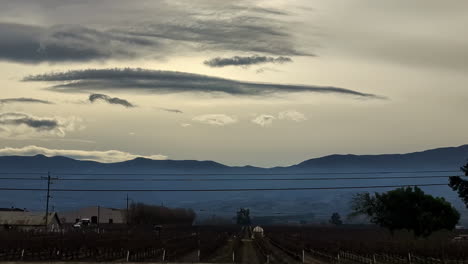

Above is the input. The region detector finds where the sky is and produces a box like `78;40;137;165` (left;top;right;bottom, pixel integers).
0;0;467;167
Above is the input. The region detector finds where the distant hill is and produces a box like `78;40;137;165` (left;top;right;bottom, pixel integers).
288;145;468;172
0;154;235;173
0;144;467;173
1;144;467;222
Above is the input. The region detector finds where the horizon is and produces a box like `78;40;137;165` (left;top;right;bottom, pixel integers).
0;143;466;168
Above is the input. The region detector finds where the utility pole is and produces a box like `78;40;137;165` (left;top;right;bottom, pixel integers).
42;172;58;231
45;172;51;229
97;205;100;230
126;194;129;225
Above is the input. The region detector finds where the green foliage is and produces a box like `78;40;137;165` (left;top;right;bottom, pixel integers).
351;186;460;237
329;212;343;225
236;208;251;226
449;161;468;206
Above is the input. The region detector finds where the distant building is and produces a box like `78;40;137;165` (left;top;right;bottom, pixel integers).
252;226;264;238
0;211;61;231
60;206;125;225
0;207;25;212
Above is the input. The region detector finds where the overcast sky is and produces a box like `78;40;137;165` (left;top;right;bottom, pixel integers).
0;0;467;167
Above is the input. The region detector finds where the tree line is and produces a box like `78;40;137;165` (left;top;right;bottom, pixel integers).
127;202;196;226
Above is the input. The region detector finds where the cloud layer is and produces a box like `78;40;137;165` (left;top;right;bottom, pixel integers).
0;23;158;63
192;114;237;126
0;1;308;63
24;68;380;98
0;112;81;137
204;55;292;67
0;98;53;105
0;145;167;163
89;93;135;108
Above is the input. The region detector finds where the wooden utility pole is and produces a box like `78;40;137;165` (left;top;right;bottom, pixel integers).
97;205;100;230
42;172;58;231
44;172;51;229
126;194;129;225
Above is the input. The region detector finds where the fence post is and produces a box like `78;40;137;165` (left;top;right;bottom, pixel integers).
337;252;341;264
162;249;166;262
126;250;130;262
21;249;25;261
408;253;412;264
232;251;235;263
267;254;270;264
374;254;377;264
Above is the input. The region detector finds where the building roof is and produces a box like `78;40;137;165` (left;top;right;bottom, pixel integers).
0;208;25;212
60;206;125;224
253;226;264;232
0;211;60;226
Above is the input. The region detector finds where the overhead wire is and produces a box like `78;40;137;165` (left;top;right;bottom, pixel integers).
0;183;449;192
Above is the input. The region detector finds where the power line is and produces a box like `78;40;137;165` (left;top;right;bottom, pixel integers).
0;183;448;192
0;177;44;180
49;170;460;176
0;169;458;176
0;172;46;175
0;175;460;181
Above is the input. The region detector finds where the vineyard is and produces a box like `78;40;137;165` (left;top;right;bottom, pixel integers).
265;226;468;264
0;226;234;263
1;225;468;263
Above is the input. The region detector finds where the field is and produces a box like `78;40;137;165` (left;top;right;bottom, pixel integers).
1;225;468;263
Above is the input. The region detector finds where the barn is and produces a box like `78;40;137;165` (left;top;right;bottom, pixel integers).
0;211;61;232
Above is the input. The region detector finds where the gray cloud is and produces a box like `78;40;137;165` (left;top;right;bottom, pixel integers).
0;23;158;63
0;97;53;105
89;93;135;108
0;112;82;137
0;1;310;63
158;108;183;114
121;16;310;57
204;55;293;67
0;112;58;130
23;68;381;98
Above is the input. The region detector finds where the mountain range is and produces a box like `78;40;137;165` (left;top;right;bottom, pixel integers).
0;144;467;173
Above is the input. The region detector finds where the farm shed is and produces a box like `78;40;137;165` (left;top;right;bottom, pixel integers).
60;206;125;225
0;211;61;231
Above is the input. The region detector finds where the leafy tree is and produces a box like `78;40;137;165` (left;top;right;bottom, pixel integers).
236;208;251;226
329;212;343;225
449;161;468;206
351;186;460;237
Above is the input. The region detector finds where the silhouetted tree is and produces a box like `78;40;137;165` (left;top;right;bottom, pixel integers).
449;161;468;206
128;202;196;226
236;208;251;226
351;186;460;237
329;212;343;225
